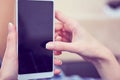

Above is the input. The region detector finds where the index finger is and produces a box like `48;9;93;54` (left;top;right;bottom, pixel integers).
55;11;72;24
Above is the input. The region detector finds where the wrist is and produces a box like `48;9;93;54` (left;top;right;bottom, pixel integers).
93;55;120;80
90;45;120;80
87;40;115;63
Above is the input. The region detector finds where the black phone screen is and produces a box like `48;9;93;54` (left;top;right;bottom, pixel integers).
18;0;53;74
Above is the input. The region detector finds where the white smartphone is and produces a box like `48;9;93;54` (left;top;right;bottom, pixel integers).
16;0;54;79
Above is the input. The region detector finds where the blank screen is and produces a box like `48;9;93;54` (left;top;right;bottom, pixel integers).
18;0;53;74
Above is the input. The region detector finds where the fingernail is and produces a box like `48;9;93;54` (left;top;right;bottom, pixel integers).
8;22;13;33
46;42;54;49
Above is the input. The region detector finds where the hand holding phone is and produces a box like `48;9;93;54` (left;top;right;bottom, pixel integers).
17;0;54;79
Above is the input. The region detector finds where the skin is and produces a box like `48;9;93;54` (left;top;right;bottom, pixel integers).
0;23;17;80
0;0;14;58
0;0;61;79
46;11;120;80
0;23;62;80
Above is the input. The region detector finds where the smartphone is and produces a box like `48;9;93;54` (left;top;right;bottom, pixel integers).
16;0;54;79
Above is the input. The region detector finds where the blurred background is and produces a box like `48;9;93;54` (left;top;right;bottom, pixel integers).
54;0;120;78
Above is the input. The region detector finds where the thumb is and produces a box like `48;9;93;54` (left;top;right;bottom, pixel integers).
0;23;18;80
46;41;74;52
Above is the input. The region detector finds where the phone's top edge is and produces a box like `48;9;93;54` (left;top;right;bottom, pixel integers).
17;0;54;2
29;0;54;1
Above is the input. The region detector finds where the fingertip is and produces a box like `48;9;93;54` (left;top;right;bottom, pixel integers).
54;59;62;66
55;11;65;23
54;69;61;75
55;10;62;17
8;22;16;33
7;23;16;47
8;23;14;32
46;42;54;50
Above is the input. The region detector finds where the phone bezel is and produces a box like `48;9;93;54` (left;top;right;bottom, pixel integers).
16;0;54;79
